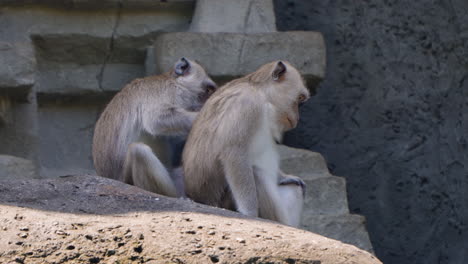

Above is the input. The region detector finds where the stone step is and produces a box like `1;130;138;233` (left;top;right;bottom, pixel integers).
0;41;35;100
301;214;374;254
0;5;193;97
279;145;330;178
190;0;276;33
303;176;349;216
279;146;372;252
280;145;349;215
1;0;195;10
152;31;326;84
1;4;192;42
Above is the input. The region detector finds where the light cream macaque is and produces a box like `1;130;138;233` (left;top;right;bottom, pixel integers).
92;58;217;197
183;61;309;226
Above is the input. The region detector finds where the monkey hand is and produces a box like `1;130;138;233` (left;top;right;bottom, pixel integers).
279;175;306;197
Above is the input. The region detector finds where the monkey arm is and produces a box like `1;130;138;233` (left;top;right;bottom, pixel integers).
217;94;264;217
143;107;197;136
221;150;259;217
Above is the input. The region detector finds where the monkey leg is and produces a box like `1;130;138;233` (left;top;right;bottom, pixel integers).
123;142;178;197
277;184;304;227
257;177;303;227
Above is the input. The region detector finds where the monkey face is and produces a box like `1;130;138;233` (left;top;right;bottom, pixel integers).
173;57;218;109
198;79;217;103
268;61;310;132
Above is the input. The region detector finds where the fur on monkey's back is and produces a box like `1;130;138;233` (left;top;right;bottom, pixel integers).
183;76;265;206
92;73;175;180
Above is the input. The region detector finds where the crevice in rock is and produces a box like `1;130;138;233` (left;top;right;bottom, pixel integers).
243;0;254;32
96;1;123;91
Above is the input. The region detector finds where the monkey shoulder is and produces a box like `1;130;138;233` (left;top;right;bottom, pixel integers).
204;91;264;149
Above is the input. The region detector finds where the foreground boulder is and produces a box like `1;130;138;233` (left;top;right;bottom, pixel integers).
0;175;381;263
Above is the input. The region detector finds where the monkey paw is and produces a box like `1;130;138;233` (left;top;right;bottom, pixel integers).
279;176;306;197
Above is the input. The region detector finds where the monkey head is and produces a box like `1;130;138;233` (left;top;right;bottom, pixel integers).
172;57;217;110
251;61;310;133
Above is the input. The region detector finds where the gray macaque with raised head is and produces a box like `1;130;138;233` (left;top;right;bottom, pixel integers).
183;61;309;226
93;58;217;197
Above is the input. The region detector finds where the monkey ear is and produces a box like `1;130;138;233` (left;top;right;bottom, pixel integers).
174;57;191;76
272;61;287;81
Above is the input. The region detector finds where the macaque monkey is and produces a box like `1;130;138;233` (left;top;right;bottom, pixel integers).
183;61;309;226
92;58;217;197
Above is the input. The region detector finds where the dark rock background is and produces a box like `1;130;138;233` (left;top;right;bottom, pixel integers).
274;1;468;263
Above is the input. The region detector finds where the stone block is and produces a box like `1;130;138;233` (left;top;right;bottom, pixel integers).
190;0;276;33
0;100;38;160
279;145;330;179
1;0;195;10
303;176;349;215
0;155;37;180
35;63;144;95
0;42;35;97
37;103;103;177
153;31;326;83
302;214;374;254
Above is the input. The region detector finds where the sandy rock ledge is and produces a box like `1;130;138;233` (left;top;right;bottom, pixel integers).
0;175;381;264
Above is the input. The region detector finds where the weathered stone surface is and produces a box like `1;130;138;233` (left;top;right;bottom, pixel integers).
37;103;103;178
1;0;194;10
279;145;372;252
279;145;329;179
0;42;35;95
280;146;349;215
275;1;468;263
190;0;276;33
153;32;326;83
0;175;382;264
0;7;192;42
0;155;36;180
0;6;193;96
35;63;144;94
0;100;38;161
302;214;374;254
302;176;348;215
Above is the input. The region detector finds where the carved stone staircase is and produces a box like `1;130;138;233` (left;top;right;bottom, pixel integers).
0;0;373;253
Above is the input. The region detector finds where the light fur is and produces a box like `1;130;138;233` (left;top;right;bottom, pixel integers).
93;58;216;197
183;61;309;226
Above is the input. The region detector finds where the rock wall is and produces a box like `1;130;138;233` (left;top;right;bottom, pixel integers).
274;1;468;264
0;1;194;176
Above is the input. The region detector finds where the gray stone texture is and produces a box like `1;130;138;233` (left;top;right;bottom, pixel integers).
153;32;326;82
0;42;35;93
0;4;193;173
280;145;373;253
0;99;38;161
190;0;276;33
302;214;373;254
1;0;194;10
37;102;103;177
0;175;382;264
275;1;468;264
0;1;375;258
0;155;37;179
0;5;193;95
